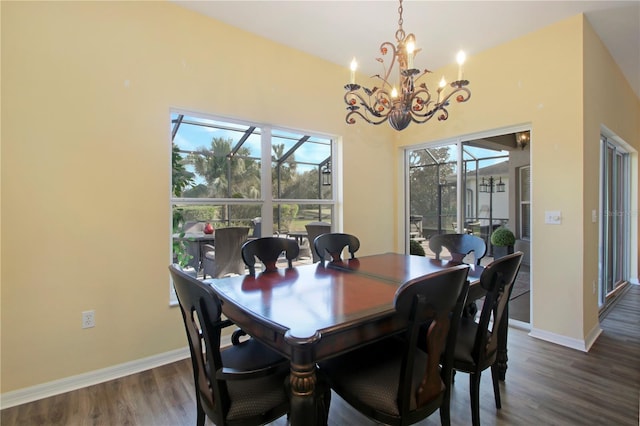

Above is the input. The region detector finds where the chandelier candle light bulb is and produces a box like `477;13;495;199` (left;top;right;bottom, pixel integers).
438;76;447;103
350;58;358;84
343;0;471;131
456;50;466;81
406;40;415;69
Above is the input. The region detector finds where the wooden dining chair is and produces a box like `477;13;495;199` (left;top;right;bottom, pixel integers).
429;233;487;265
450;251;523;426
169;265;289;426
241;237;299;274
313;232;360;264
319;264;470;426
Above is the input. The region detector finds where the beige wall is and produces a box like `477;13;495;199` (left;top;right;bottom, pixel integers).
0;1;396;393
1;2;638;395
396;15;639;343
582;18;640;334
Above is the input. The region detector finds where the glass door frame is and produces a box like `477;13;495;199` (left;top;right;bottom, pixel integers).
402;125;531;253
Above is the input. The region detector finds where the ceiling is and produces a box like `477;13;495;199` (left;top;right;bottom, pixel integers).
172;0;640;98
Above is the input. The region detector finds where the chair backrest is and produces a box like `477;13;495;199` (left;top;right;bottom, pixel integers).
429;233;487;265
212;227;250;277
313;233;360;263
169;264;230;425
393;264;470;416
241;237;299;274
304;221;331;263
474;251;523;366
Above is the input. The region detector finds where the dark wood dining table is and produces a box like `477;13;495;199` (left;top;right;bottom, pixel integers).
204;252;508;425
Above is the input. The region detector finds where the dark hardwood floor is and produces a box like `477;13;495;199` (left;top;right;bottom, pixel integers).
3;285;638;426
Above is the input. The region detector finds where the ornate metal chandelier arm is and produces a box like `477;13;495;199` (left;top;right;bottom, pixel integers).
441;85;471;107
378;41;397;86
344;89;392;117
409;84;471;124
345;108;389;126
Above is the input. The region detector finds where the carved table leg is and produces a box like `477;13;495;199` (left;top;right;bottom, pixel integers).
288;362;330;426
286;331;330;426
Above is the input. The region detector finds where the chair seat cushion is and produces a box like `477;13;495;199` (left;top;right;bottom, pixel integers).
221;338;289;421
319;337;431;418
453;317;495;371
221;338;287;371
226;373;289;420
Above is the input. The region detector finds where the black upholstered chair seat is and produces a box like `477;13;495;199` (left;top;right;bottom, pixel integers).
452;318;495;368
220;338;288;371
224;373;289;421
321;338;439;419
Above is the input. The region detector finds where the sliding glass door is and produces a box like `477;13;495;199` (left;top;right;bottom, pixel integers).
600;136;630;306
407;139;509;254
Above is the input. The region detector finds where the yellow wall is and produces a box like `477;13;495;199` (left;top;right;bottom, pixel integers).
1;2;638;395
0;1;396;393
397;15;639;343
582;18;640;333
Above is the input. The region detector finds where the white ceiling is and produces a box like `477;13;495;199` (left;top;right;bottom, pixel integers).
173;1;640;98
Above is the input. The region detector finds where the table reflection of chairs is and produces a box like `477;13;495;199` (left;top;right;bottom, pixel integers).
202;227;249;278
429;233;487;265
305;221;331;263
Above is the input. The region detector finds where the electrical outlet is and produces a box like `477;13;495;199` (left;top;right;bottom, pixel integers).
82;310;95;329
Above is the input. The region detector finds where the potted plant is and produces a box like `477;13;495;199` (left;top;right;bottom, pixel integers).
490;227;515;259
409;239;426;256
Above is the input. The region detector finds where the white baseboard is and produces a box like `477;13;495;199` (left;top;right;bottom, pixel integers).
1;347;189;410
529;324;602;352
1;334;238;410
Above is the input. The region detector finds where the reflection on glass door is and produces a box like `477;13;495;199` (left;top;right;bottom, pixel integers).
600;136;630;306
461;143;510;253
408;144;458;241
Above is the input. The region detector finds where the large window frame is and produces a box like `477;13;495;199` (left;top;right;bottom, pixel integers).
169;110;338;303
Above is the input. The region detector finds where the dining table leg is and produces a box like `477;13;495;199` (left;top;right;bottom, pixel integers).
286;333;330;426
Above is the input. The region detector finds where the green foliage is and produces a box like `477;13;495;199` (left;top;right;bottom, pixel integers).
172;143;195;197
188;138;260;199
275;204;299;232
410;239;426;256
490;227;516;246
172;236;193;268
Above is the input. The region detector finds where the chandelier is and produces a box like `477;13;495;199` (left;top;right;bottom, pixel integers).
344;0;471;131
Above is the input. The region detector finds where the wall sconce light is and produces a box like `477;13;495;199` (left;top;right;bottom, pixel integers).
516;131;530;150
322;163;332;186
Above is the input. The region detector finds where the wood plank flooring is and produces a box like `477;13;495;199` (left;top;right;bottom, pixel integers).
3;285;639;425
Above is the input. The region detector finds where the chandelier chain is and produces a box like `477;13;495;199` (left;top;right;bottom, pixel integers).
396;0;405;42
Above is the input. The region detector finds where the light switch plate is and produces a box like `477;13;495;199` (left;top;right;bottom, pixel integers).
545;210;561;225
592;210;597;223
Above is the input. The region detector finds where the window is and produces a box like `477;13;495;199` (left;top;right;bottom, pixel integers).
518;166;531;240
170;111;335;301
